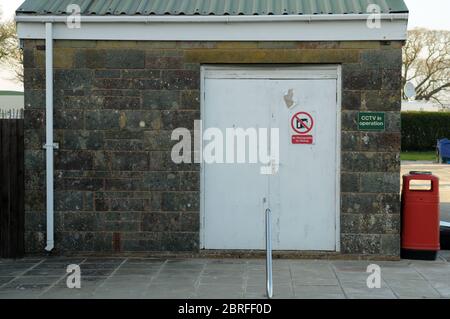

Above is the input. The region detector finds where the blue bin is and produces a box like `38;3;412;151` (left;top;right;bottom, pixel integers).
442;222;450;250
437;139;450;164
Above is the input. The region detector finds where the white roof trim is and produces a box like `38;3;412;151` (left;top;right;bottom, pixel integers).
16;14;409;41
15;13;409;23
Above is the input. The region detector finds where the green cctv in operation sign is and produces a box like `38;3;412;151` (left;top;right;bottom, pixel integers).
358;112;385;131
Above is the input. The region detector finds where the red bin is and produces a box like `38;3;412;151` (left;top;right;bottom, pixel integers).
401;171;440;260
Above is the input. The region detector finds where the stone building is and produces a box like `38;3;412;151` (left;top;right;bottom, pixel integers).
16;0;408;258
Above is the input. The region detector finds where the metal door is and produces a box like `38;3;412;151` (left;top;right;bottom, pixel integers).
201;66;340;251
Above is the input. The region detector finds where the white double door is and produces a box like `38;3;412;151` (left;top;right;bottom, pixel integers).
202;66;340;251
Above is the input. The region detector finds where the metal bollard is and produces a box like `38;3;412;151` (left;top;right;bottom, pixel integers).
266;208;273;299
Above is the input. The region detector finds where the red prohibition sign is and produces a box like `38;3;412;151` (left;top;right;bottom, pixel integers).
291;112;314;135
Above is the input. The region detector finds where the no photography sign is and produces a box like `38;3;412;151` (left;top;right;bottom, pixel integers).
291;111;315;145
291;112;314;135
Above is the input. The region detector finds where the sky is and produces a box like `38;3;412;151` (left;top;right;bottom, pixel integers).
1;0;450;92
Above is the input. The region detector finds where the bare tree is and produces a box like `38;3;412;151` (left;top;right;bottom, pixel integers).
0;19;23;83
403;28;450;103
0;19;14;60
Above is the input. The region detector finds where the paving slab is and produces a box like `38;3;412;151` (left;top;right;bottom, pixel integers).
386;279;441;299
143;284;197;299
200;275;245;285
343;286;397;299
294;285;345;299
437;252;450;262
246;284;294;299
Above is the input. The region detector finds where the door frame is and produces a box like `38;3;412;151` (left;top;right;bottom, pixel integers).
200;64;342;252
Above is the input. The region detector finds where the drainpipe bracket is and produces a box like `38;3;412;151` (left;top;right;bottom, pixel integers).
42;143;59;150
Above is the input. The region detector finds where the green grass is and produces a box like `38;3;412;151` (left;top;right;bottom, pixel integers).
401;151;437;161
0;91;24;96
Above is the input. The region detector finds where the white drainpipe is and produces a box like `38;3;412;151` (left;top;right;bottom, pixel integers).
44;22;54;252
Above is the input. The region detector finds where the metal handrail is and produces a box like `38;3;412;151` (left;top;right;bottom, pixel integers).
266;208;273;299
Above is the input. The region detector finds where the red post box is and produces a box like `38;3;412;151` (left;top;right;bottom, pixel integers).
401;171;440;260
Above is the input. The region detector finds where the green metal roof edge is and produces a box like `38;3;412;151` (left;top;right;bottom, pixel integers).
16;0;409;16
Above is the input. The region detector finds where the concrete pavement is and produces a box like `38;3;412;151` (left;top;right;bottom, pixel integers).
0;255;449;299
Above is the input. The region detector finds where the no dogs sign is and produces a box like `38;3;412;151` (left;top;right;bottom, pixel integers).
291;111;314;145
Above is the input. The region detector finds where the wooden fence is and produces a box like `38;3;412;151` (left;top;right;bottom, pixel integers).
0;119;25;258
